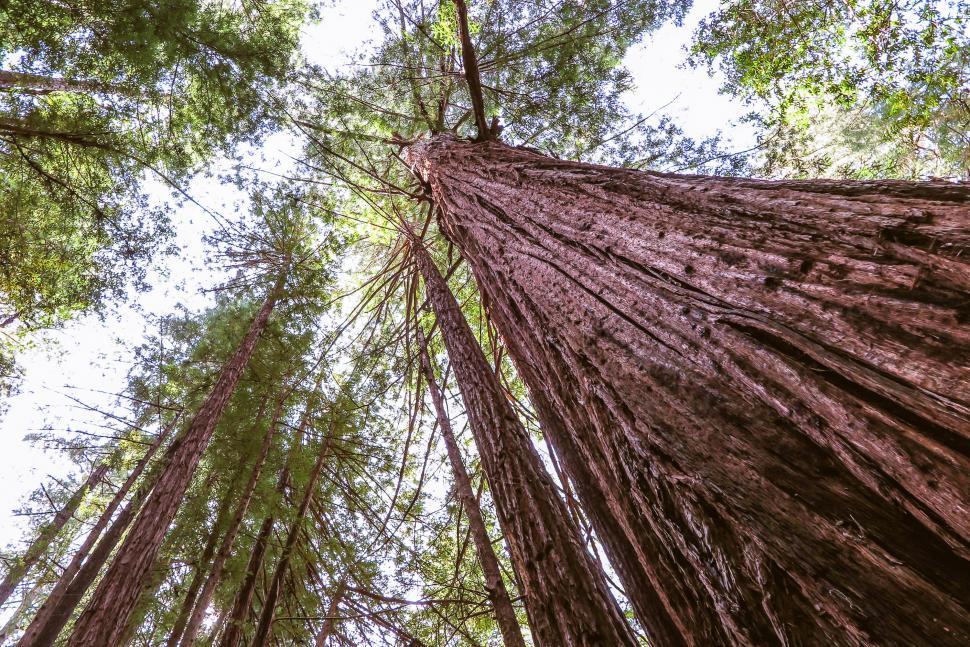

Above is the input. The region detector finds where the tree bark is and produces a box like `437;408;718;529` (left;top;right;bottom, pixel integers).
0;461;109;608
313;579;346;647
66;277;285;647
250;429;332;647
412;242;638;646
416;327;526;647
0;70;134;96
19;420;176;647
406;134;970;646
164;475;242;647
216;513;274;647
176;396;284;646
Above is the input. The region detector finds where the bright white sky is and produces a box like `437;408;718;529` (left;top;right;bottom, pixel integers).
0;0;753;552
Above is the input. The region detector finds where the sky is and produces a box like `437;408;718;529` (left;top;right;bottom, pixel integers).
0;0;755;557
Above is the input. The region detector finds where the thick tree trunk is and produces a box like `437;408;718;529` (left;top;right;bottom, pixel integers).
416;327;526;647
413;243;637;646
18;434;176;647
251;430;332;647
406;135;970;646
176;397;284;646
0;461;109;608
66;278;285;647
19;421;175;647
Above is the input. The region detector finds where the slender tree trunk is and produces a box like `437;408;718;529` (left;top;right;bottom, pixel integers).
313;579;346;647
250;430;332;647
216;512;273;647
164;477;241;647
66;277;286;647
0;577;47;643
0;70;133;96
18;435;177;647
0;461;109;607
176;397;285;646
406;134;970;646
19;421;176;647
413;242;637;646
416;327;526;647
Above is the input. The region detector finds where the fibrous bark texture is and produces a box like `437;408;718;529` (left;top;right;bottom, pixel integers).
66;278;284;647
407;134;970;647
414;243;638;647
416;326;526;647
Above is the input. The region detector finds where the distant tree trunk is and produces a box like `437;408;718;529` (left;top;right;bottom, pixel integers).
0;461;109;608
66;277;286;647
164;476;242;647
19;421;176;647
177;397;285;646
406;134;970;646
217;513;274;647
313;579;346;647
416;327;526;647
413;243;637;646
251;429;332;647
0;70;133;96
0;577;47;643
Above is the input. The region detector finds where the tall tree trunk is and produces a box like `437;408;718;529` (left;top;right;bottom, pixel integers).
216;512;273;647
416;327;526;647
18;433;177;647
313;579;346;647
19;421;176;647
0;461;109;607
406;134;970;646
164;473;243;647
251;430;332;647
66;277;286;647
412;242;637;646
176;397;285;646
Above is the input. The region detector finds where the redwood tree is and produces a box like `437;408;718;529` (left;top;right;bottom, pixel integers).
413;241;638;646
65;275;285;647
416;326;526;647
407;134;970;646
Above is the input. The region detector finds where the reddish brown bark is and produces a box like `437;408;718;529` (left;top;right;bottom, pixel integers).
176;397;284;646
406;134;970;646
251;430;332;646
164;476;242;647
66;278;285;647
413;242;637;646
416;327;526;647
19;421;176;647
217;513;274;647
0;461;109;608
313;579;346;647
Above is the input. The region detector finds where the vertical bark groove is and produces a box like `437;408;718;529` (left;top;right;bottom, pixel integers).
414;241;638;647
406;134;970;646
416;326;526;647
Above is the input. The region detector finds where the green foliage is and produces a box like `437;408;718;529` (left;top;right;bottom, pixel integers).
690;0;970;178
0;0;311;342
